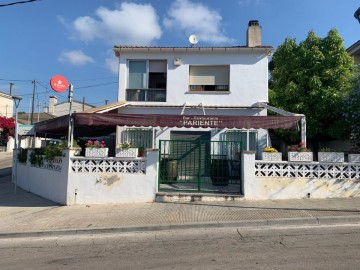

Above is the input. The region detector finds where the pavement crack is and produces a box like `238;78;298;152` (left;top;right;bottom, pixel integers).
236;228;243;238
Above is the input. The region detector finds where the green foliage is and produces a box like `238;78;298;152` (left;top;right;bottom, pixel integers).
29;141;67;166
29;148;45;166
17;148;28;163
269;29;358;143
345;82;360;150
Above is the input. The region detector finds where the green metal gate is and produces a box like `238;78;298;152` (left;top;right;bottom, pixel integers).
158;140;243;194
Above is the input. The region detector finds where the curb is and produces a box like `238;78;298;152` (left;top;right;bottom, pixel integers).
1;215;360;239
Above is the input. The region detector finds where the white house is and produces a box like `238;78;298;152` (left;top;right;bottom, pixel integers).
113;20;274;153
33;20;304;196
0;92;14;118
44;96;96;117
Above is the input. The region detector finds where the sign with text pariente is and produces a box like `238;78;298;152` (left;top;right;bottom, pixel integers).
50;75;69;93
180;116;222;128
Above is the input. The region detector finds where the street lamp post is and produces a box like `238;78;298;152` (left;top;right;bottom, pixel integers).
12;95;22;193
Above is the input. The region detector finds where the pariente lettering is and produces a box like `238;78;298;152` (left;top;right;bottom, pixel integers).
180;116;221;127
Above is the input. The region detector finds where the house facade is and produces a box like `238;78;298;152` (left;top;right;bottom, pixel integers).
114;21;273;156
0;92;14;118
44;96;96;117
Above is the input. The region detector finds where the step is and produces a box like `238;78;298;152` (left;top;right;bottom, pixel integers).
156;192;244;203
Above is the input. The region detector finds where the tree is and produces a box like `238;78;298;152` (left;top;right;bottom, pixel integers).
345;83;360;150
0;116;15;145
269;29;357;145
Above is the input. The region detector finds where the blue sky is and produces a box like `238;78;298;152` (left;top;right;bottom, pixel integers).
0;0;359;113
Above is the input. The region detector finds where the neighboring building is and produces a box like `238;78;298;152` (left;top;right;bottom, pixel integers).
347;40;360;64
0;92;14;118
112;20;273;154
44;96;96;117
17;112;56;125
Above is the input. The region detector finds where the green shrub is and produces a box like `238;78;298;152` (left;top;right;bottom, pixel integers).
17;148;28;163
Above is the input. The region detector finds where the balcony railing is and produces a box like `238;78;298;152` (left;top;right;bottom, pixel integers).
126;89;166;102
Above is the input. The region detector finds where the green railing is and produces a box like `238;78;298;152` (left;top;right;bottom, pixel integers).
158;140;243;193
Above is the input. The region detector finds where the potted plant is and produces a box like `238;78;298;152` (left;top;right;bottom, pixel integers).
348;148;360;163
85;140;108;158
138;146;145;157
115;141;138;157
318;147;344;163
262;147;282;161
288;142;313;162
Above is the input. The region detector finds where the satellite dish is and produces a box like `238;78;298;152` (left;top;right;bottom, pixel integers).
189;34;199;46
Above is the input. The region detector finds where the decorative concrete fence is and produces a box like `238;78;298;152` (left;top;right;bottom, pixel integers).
15;148;159;205
242;152;360;200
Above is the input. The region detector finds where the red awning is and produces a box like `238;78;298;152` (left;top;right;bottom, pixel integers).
74;113;303;129
35;113;303;138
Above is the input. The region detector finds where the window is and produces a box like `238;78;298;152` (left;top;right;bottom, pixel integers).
226;130;257;151
122;128;153;148
128;60;167;90
189;65;229;92
127;60;167;102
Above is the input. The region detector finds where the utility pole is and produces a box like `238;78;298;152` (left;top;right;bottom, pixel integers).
30;80;36;124
9;83;14;96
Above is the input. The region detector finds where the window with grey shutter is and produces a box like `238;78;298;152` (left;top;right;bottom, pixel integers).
189;65;229;92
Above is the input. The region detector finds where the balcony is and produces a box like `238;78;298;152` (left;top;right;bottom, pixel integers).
126;89;166;102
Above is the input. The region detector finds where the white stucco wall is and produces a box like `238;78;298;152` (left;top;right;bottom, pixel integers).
16;150;69;204
117;50;269;107
15;149;159;205
242;152;360;200
0;95;14;118
66;150;158;205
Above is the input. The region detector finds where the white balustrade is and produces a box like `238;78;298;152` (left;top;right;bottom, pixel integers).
71;157;146;174
255;161;360;179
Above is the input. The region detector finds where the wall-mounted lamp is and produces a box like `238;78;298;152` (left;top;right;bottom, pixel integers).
173;58;182;66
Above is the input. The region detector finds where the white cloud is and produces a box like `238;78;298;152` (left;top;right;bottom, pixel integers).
58;50;94;66
105;57;118;74
71;2;162;45
164;0;234;45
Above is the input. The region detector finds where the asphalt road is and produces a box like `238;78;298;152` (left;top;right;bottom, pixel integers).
0;153;12;184
0;224;359;270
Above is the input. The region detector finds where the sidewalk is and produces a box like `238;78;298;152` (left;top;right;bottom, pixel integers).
1;154;360;238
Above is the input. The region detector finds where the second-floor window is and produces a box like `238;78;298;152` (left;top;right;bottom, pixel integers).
127;60;167;102
189;65;229;92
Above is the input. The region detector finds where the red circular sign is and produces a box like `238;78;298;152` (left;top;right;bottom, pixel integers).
50;75;69;93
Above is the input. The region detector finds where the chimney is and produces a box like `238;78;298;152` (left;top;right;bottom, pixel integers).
49;96;57;114
246;20;262;47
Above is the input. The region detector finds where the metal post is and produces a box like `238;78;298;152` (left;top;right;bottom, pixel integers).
12;96;22;193
68;84;74;148
30;80;36;124
301;117;307;147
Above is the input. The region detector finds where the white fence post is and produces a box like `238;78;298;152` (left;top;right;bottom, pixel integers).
241;151;256;198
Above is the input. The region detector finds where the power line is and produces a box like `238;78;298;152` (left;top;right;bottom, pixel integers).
76;82;117;89
0;0;41;7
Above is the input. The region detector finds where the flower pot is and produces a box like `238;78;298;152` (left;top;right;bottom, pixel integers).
318;152;344;163
85;148;108;158
288;152;313;162
115;148;138;158
262;152;282;161
348;154;360;163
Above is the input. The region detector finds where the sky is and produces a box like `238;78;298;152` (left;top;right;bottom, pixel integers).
0;0;359;114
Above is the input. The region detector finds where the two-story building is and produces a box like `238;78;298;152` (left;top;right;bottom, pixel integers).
35;20;303;194
113;21;272;152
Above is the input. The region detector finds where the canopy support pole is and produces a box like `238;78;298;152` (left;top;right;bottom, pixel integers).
254;102;307;147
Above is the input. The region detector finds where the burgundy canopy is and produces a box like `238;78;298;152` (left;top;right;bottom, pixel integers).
74;113;302;129
35;113;303;138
